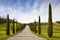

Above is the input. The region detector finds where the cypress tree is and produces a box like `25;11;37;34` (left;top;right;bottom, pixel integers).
34;21;37;33
38;16;41;34
48;3;53;37
30;24;34;32
13;18;15;34
6;14;10;35
16;21;17;32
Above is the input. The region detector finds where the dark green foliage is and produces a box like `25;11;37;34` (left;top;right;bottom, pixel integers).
0;17;6;23
0;17;13;24
29;23;34;32
16;23;21;32
38;16;41;34
29;21;37;33
48;3;53;37
34;21;37;33
6;14;10;35
16;22;26;32
21;24;26;30
56;21;60;23
13;19;15;34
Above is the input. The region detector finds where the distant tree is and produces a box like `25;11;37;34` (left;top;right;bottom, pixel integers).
13;18;15;34
56;21;60;23
6;14;10;35
38;16;41;34
48;3;53;37
0;17;6;23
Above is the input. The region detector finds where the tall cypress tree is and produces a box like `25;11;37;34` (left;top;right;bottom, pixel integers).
16;21;17;32
6;14;10;35
38;16;41;34
13;18;15;34
48;3;53;37
34;21;37;33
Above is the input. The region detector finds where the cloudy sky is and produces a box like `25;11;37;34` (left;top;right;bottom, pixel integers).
0;0;60;23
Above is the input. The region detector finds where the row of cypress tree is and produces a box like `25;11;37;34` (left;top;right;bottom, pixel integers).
33;16;41;34
29;16;41;34
6;14;26;35
29;3;53;37
6;14;16;35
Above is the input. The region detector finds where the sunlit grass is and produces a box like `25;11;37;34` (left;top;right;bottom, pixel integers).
32;23;60;40
0;23;23;40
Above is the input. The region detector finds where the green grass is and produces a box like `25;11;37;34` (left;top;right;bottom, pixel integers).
0;23;23;40
32;23;60;40
53;23;60;26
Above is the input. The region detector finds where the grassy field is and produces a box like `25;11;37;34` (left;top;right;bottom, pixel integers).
0;23;23;40
32;23;60;40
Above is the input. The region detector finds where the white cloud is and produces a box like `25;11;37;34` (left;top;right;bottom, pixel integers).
38;2;49;22
32;0;40;9
0;5;7;18
52;4;60;22
0;0;60;23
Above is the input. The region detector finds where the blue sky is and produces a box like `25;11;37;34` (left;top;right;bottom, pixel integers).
0;0;60;23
